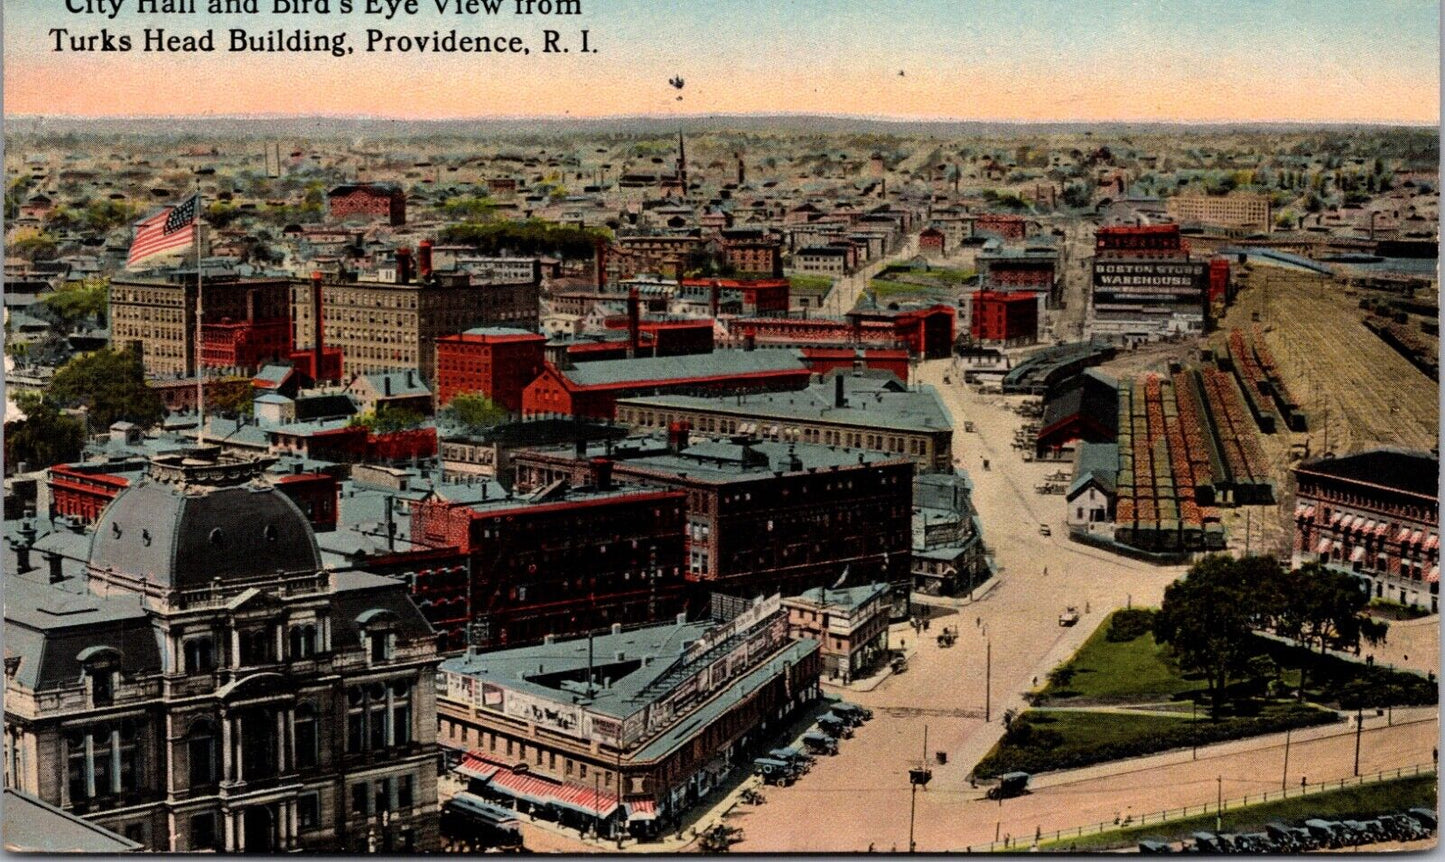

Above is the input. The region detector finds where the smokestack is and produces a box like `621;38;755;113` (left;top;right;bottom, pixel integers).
46;553;63;584
310;272;325;383
709;280;720;318
418;240;433;280
627;288;641;359
835;374;847;408
590;457;613;491
383;494;396;551
384;375;392;396
595;243;606;289
396;247;413;284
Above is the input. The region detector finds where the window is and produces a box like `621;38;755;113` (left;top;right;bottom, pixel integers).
346;682;410;754
187;720;218;787
190;812;219;851
351;782;369;816
289;625;317;659
183;637;215;673
239;629;272;666
294;705;319;769
66;723;138;802
375;777;392;813
297;792;320;831
398;774;413;809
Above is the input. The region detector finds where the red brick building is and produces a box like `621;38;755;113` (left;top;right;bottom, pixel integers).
273;470;340;532
434;327;547;411
845;305;956;360
918;227;946;256
1095;224;1189;259
522;350;812;420
973;214;1028;240
146;376;255;414
409;481;689;650
269;424;438;464
327;183;406;226
718;229;784;276
969;291;1041;345
678;278;791;316
798;347;911;381
48;463;132;524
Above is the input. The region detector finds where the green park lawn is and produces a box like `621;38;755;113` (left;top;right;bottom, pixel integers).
973;703;1338;779
787;274;834;295
1036;773;1437;851
1039;613;1198;704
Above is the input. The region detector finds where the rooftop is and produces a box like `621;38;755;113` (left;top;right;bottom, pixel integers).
619;373;952;434
557;348;806;389
1296;448;1439;501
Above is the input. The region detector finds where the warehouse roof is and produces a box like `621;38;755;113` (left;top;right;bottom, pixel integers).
556;348;807;389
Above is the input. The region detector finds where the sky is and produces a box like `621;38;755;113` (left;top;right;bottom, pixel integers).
3;0;1440;122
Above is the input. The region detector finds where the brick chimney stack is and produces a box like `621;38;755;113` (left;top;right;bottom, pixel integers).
395;247;413;284
310;272;325;383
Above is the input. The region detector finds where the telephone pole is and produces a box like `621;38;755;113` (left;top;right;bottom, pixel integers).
1353;707;1363;776
984;639;992;723
1281;727;1291;790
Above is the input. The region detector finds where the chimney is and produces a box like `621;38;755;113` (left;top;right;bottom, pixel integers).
245;288;257;322
744;333;756;352
835;374;847;408
406;369;415;388
574;435;587;458
46;552;64;584
396;247;413;284
310;272;325;383
590;457;613;491
418;240;433;280
709;281;720;318
668;420;691;453
627;288;641;359
611;622;622;635
383;375;392;396
383;494;396;551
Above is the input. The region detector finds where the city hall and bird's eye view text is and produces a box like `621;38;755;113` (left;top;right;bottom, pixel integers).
0;0;1440;854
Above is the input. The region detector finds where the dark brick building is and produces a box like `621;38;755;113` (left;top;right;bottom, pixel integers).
327;183;406;226
512;431;916;608
409;479;689;651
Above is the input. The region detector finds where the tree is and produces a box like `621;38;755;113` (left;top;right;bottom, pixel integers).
39;278;109;334
1153;554;1258;719
205;377;256;418
1280;562;1386;657
4;394;85;471
9;231;58;261
441;392;510;433
47;345;165;431
349;406;426;434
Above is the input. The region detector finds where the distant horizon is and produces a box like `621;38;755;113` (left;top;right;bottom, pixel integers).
5;110;1438;128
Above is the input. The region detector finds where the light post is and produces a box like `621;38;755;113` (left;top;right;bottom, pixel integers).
984;638;992;723
1281;727;1291;791
1353;706;1363;777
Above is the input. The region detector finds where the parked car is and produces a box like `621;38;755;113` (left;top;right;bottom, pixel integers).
1058;607;1080;626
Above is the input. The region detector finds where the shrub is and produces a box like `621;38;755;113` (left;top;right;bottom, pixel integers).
1107;608;1157;642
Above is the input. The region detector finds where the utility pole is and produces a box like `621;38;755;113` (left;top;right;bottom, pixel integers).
984;639;992;723
1281;727;1291;790
1192;698;1198;760
908;725;931;853
1216;776;1223;832
1353;707;1363;777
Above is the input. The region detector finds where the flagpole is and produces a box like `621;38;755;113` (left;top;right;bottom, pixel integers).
194;180;205;446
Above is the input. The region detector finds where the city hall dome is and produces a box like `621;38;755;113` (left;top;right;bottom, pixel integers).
88;452;322;591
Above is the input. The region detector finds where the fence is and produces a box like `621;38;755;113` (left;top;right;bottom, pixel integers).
966;762;1435;853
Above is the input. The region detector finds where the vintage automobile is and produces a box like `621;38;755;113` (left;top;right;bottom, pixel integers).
986;771;1031;800
1058;607;1080;627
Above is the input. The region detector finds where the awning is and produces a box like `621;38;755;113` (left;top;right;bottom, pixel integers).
1294;503;1307;519
1350;546;1366;563
457;752;502;782
1429;566;1439;584
1410;530;1424;545
626;800;658;822
1332;541;1343;554
1428;534;1439;552
1304;505;1316;519
1331;512;1343;526
1398;527;1413;542
485;765;620;820
1316;537;1332;554
1375;521;1389;537
1362;520;1376;535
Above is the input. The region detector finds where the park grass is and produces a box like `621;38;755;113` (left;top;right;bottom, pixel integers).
787;274;834;295
879;264;977;284
1037;611;1198;704
974;703;1339;780
1034;772;1438;851
869;278;952;299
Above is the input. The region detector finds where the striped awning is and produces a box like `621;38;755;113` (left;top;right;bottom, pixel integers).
482;763;621;820
1429;566;1440;584
1427;534;1439;552
1351;546;1366;563
1317;537;1333;554
626;800;659;822
1331;511;1343;526
1398;527;1413;542
1295;503;1308;519
457;751;502;782
1411;530;1424;545
1375;521;1389;537
1304;505;1316;519
1363;520;1376;535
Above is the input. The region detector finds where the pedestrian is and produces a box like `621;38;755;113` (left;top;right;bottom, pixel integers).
1043;567;1048;576
1434;747;1438;765
1032;676;1038;687
868;843;875;853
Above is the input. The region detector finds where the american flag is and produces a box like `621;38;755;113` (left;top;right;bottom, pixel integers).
127;194;199;268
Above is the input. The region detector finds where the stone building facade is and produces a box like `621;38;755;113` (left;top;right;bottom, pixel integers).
3;452;441;852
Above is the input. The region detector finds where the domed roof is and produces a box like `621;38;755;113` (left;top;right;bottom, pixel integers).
89;471;322;592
